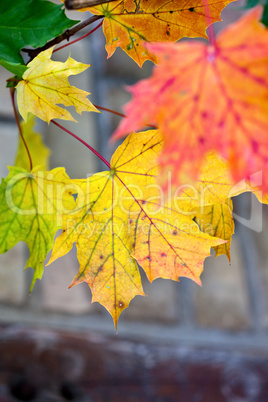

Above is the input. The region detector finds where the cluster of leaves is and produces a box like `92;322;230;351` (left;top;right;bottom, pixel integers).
0;0;267;328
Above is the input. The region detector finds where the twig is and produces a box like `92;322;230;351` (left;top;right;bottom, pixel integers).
10;88;33;171
51;120;111;169
54;20;103;53
94;104;158;129
22;15;104;62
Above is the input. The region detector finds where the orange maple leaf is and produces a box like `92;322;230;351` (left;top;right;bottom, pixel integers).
113;7;268;191
80;0;235;66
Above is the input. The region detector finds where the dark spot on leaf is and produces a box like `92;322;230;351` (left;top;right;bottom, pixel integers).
146;256;151;260
161;253;166;257
169;10;173;14
129;219;133;224
142;200;146;204
172;230;178;235
166;31;170;36
118;301;124;308
189;7;195;12
100;255;103;259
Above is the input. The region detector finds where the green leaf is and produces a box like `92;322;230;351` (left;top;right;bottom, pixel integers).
0;166;76;289
0;60;27;77
0;0;79;67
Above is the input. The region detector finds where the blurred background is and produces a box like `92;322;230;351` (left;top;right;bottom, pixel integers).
0;1;268;400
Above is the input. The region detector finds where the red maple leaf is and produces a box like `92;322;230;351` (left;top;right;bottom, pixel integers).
113;7;268;191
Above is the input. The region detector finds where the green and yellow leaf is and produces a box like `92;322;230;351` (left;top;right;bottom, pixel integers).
0;166;76;289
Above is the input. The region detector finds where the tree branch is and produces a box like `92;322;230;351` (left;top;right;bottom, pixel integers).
22;14;104;62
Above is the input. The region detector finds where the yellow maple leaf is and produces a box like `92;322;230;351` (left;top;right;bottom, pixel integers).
195;200;234;261
48;130;223;328
15;114;50;170
16;47;99;123
178;151;267;261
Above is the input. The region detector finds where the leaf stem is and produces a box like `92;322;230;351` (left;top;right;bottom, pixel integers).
53;20;103;53
94;104;126;118
207;24;216;47
10;88;33;171
94;104;158;129
203;0;216;46
51;120;111;169
22;15;104;61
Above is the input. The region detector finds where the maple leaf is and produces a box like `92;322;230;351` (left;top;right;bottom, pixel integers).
177;152;245;211
195;200;234;261
176;151;268;260
0;166;76;289
48;130;223;328
169;152;236;261
16;47;99;123
83;0;235;66
178;151;268;208
15;115;50;171
113;7;268;192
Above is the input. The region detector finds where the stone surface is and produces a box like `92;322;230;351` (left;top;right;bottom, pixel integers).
42;247;102;315
0;243;26;305
0;68;14;118
252;205;268;329
194;237;251;331
122;270;179;323
0;122;18;177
